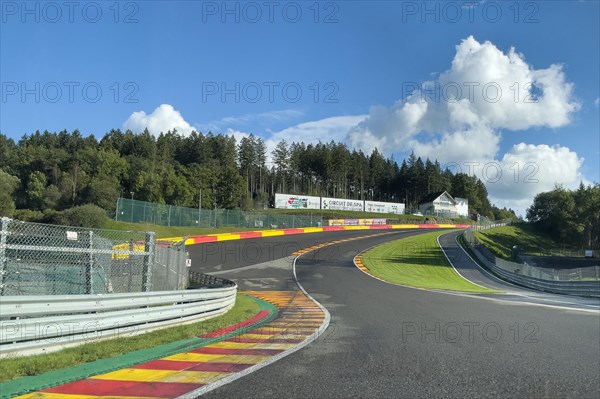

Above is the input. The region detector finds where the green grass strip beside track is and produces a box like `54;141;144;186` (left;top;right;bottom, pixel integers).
0;294;278;399
361;231;497;293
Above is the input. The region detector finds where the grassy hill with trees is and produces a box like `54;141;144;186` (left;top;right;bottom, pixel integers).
475;184;600;258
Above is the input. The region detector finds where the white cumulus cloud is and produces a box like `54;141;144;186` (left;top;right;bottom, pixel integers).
123;104;194;136
346;35;580;159
344;35;583;212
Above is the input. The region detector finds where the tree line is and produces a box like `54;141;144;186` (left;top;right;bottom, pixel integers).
0;129;517;220
527;184;600;249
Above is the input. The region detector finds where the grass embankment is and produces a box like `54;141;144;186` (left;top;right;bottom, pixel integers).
0;294;259;382
362;231;496;293
105;220;258;238
474;224;567;260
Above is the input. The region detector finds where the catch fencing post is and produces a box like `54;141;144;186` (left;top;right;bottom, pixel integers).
142;232;155;292
0;217;9;296
86;231;94;294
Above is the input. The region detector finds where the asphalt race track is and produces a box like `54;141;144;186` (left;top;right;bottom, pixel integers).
191;229;600;398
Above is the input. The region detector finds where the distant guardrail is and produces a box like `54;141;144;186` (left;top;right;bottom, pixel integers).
0;285;237;358
189;271;236;288
462;229;600;298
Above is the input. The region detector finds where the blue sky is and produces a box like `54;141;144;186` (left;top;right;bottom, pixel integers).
1;0;599;215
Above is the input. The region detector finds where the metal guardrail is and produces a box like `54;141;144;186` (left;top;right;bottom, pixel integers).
0;285;237;357
188;271;236;289
462;230;600;298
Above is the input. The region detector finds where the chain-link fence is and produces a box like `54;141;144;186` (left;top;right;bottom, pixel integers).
0;217;189;296
114;197;323;229
463;228;600;281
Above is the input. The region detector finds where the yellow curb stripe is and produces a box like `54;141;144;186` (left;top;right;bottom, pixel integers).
90;369;225;384
216;234;241;241
163;353;272;364
207;342;296;350
301;227;324;233
259;230;285;237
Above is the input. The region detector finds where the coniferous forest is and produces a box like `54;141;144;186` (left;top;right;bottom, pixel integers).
0;129;519;220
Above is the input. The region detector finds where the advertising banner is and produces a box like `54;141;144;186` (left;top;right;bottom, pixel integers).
274;193;321;210
321;197;364;212
364;200;405;214
326;218;387;226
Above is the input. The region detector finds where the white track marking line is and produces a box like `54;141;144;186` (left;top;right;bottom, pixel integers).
437;233;494;291
177;252;331;398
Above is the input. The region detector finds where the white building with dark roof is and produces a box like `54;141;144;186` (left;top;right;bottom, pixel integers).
418;191;459;218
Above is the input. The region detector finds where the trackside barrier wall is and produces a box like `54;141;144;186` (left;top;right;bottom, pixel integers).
0;284;237;357
159;223;473;246
462;229;600;298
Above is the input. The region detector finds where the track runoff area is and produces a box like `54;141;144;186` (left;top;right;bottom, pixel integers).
14;226;600;399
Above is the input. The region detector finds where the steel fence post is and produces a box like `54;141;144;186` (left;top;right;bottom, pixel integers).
0;217;9;296
165;244;171;291
86;230;94;294
127;239;134;291
142;232;155;292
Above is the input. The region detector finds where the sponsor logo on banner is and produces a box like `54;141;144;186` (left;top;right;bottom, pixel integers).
287;197;308;208
321;197;364;212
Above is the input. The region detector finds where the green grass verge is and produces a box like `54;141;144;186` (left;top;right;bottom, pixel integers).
362;231;496;293
0;294;260;382
473;224;567;259
105;219;259;238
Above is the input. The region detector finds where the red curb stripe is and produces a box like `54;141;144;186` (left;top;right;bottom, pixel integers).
238;232;263;239
131;360;251;373
322;226;345;231
200;310;271;338
194;236;218;244
189;347;284;356
42;379;202;397
282;228;305;235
